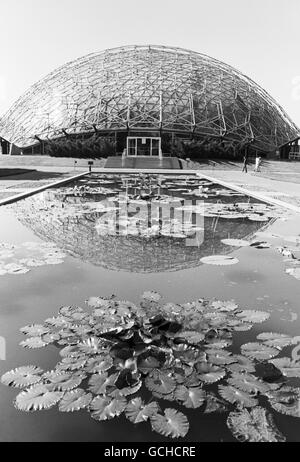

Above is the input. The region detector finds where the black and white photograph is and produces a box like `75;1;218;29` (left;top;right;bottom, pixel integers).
0;0;300;448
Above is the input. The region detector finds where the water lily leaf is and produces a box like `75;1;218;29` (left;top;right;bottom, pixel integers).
174;331;205;345
21;258;45;267
233;322;253;332
114;381;142;397
227;407;286;442
204;392;229;414
90;395;127;421
227;372;271;394
161;302;183;316
206;339;232;349
175;385;206;408
125;398;159;423
200;255;239;266
206;349;235;365
145;370;176;395
5;263;30;275
87;296;112;309
210;300;238;312
59;305;84;317
141;291;162;302
221;239;250;247
236;310;270;323
59;345;82;358
59;388;92;412
45;316;70;327
43;371;84;391
1;366;43;388
218;385;258;407
150;408;189;438
266;386;300;417
241;343;279;361
250;240;271;247
138;356;160;374
269;358;300;378
20;324;49;336
150;383;177;398
257;333;293;349
195;362;226;383
88;372;118;395
85;356;113;373
14;385;64;411
78;337;106;355
226;355;256;373
20;337;48;349
57;356;87;371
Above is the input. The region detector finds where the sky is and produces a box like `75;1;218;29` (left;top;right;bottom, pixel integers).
0;0;300;126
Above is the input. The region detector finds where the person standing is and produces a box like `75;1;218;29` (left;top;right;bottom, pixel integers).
242;153;248;173
254;156;261;173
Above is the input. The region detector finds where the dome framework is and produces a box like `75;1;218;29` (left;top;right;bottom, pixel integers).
0;45;299;156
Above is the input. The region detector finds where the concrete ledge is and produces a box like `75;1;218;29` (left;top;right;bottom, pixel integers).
93;168;196;175
0;171;89;206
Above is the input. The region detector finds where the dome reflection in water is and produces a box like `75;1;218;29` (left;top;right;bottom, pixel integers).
11;174;276;273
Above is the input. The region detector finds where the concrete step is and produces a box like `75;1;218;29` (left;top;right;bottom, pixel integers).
104;156;182;169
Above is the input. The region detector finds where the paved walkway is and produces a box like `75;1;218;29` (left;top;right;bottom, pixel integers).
201;169;300;209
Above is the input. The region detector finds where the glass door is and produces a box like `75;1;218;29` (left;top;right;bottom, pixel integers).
151;138;159;156
137;138;151;156
127;138;136;156
127;137;161;156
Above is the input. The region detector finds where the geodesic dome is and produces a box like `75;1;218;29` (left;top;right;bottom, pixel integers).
0;45;299;153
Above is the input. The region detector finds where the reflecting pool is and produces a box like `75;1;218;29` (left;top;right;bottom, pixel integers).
0;173;299;442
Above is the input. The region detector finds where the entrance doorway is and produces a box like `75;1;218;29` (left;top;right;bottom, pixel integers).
126;137;161;157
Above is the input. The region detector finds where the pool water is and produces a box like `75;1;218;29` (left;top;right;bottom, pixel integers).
0;173;299;442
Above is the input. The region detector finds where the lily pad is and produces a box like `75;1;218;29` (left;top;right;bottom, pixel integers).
195;362;226;383
1;366;43;388
204;392;229;414
236;310;270;323
43;371;84;391
226;355;256;374
210;300;238;312
221;239;250;247
150;408;189;438
174;331;205;345
59;388;92;412
141;291;162;302
257;332;293;349
88;373;118;395
227;372;271;394
125;398;159;423
90;395;127;421
241;343;279;361
266;386;300;418
218;384;258;407
227;407;286;442
145;370;176;395
269;358;300;378
175;385;206;408
14;385;63;411
20;337;48;349
200;255;239;266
